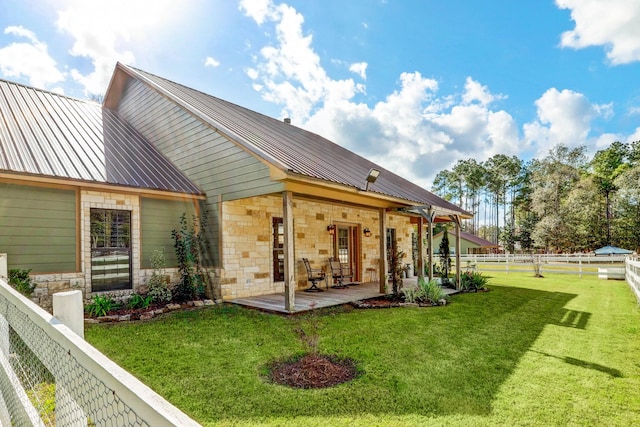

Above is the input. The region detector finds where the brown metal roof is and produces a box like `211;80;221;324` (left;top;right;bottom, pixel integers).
0;78;202;195
118;64;471;217
435;230;498;247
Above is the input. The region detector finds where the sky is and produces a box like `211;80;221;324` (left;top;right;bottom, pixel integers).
1;0;640;189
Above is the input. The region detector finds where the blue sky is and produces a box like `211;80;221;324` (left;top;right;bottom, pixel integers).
1;0;640;188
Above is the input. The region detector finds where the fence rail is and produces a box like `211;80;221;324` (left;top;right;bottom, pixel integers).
457;254;627;278
0;278;200;426
626;256;640;303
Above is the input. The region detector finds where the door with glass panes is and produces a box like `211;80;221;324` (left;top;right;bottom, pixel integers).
334;225;360;281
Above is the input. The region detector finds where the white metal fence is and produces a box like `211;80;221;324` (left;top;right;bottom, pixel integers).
625;256;640;303
0;278;201;426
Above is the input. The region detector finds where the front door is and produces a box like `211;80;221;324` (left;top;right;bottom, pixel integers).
335;225;360;281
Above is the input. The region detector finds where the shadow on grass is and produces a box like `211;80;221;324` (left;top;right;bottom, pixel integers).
221;285;587;421
88;285;594;423
530;349;623;378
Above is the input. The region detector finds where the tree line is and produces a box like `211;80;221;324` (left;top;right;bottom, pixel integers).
432;141;640;253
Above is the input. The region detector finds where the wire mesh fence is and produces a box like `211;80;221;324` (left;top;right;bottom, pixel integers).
0;278;200;426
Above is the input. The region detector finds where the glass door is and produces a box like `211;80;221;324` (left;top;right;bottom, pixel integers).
335;225;360;281
90;209;132;292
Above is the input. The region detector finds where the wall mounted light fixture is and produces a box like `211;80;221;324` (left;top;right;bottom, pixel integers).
363;228;372;237
327;224;336;235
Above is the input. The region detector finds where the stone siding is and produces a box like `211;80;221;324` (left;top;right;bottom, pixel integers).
218;195;416;299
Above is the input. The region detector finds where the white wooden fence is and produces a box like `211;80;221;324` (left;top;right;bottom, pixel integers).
0;277;201;426
625;256;640;303
458;253;627;278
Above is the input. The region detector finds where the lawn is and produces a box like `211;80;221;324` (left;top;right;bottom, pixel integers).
86;273;640;426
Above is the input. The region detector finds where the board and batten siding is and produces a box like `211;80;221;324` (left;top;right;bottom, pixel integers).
0;182;77;273
140;197;197;269
115;77;284;266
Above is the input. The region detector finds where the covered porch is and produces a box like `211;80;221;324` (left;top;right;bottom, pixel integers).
229;279;459;314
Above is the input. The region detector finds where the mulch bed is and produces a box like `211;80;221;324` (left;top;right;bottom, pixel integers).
268;354;359;389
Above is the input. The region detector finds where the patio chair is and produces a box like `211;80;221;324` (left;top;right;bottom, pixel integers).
329;258;353;288
340;262;358;285
302;258;325;292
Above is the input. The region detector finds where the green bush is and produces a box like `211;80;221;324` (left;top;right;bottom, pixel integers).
460;271;489;292
147;249;172;303
172;213;209;302
127;293;153;310
402;286;419;303
8;269;36;297
85;294;119;317
418;277;448;304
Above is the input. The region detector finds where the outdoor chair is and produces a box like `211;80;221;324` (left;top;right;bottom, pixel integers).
329;258;353;288
303;258;325;292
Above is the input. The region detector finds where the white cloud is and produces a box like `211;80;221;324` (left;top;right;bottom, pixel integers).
54;0;194;96
557;0;640;64
349;62;367;80
0;26;65;89
462;77;504;106
204;57;220;67
523;88;606;157
239;0;274;25
240;0;524;185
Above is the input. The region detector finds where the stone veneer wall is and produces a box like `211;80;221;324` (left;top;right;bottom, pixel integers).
218;194;415;299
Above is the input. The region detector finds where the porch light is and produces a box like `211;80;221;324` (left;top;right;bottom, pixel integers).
365;168;380;191
363;228;372;237
327;224;336;235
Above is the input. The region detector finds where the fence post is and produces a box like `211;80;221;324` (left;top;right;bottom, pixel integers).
506;253;509;275
0;254;6;281
53;290;84;339
579;258;582;279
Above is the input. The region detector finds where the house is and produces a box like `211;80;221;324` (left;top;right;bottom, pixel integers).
0;62;472;311
433;230;499;255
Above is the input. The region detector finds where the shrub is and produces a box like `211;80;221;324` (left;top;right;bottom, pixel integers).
8;268;36;297
172;212;209;302
417;277;448;305
388;247;406;297
460;271;489;292
402;286;419;303
85;294;118;317
147;249;172;303
127;293;153;310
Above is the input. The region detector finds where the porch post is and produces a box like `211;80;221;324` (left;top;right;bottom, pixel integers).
451;215;462;290
417;217;424;280
283;191;295;312
427;208;434;281
378;208;387;293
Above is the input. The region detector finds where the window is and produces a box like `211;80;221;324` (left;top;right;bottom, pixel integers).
90;209;132;292
272;217;284;282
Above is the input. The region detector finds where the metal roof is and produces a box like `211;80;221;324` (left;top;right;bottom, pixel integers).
435;231;499;247
118;64;471;217
0;78;202;195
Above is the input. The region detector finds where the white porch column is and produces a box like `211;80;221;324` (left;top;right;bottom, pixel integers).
417;217;424;280
378;208;387;293
283;191;295;312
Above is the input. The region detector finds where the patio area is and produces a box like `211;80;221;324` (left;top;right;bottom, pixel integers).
229;277;459;314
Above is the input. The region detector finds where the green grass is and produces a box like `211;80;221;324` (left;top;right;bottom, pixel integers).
86;273;640;426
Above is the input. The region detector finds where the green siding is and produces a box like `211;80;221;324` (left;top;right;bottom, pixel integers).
140;197;197;269
433;232;481;255
0;183;76;273
117;77;284;266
